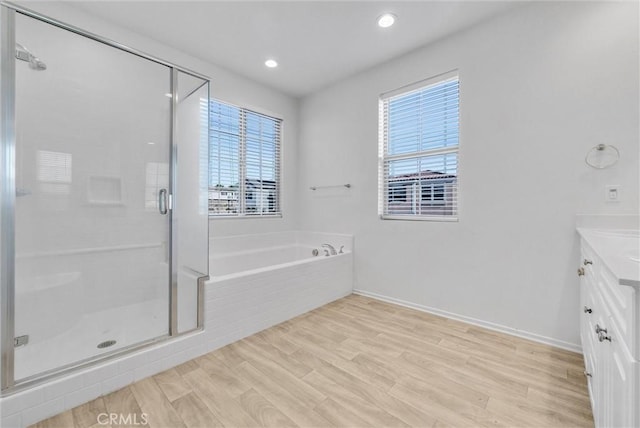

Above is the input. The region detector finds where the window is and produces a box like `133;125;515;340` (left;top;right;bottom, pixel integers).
37;150;72;195
379;71;459;220
208;99;281;216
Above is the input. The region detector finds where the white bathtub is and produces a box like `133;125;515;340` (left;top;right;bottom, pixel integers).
205;231;353;344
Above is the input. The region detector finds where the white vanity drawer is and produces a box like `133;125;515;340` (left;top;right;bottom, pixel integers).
581;238;638;360
595;260;637;360
578;229;640;428
604;319;637;428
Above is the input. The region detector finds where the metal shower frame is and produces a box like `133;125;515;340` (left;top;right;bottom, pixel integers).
0;1;210;393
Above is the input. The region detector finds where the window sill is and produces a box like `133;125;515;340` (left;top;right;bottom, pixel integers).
380;215;458;222
209;214;283;219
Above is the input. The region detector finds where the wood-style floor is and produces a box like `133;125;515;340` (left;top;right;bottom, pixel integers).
33;294;594;428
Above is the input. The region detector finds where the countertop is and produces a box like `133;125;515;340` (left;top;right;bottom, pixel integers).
577;228;640;288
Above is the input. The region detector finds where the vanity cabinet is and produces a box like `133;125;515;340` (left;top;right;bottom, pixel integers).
579;238;638;428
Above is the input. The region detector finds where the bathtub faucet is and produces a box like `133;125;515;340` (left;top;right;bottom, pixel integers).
321;243;337;256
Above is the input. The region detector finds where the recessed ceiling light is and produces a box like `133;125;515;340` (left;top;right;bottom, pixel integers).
377;13;396;28
265;59;278;68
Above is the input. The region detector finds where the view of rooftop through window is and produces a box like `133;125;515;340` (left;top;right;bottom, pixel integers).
207;99;281;216
380;73;459;219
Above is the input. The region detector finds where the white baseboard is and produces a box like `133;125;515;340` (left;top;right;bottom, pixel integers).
353;289;582;354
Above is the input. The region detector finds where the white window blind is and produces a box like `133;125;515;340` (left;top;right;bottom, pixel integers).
37;150;72;183
37;150;72;195
208;99;281;216
379;72;459;220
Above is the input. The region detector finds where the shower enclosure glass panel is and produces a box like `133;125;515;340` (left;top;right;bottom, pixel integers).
13;12;171;381
174;72;209;333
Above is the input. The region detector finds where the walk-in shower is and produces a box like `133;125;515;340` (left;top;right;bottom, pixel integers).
0;3;209;391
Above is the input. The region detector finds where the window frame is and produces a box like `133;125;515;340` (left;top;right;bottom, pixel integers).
378;70;460;222
207;98;283;218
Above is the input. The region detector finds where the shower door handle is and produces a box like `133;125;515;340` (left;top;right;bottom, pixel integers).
158;189;168;215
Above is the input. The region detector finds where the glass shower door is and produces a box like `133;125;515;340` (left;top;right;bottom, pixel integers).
13;12;172;381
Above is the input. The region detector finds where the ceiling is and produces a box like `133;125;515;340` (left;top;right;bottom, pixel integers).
64;1;521;98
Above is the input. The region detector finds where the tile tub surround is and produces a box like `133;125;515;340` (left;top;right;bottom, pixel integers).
206;231;354;373
0;231;354;427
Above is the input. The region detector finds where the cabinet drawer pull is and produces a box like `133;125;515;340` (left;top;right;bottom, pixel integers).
583;259;593;266
583;306;592;314
577;267;585;276
595;324;607;334
598;331;612;342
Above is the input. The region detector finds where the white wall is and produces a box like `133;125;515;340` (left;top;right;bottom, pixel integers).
20;1;299;238
297;1;639;349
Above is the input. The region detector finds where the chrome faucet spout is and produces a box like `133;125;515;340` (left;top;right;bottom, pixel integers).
321;243;337;256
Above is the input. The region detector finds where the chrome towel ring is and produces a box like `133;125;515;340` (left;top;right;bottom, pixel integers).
585;144;620;169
